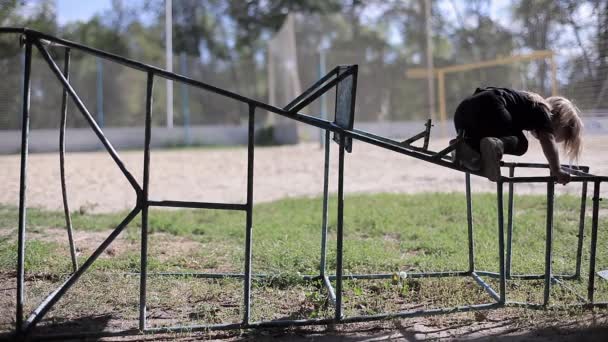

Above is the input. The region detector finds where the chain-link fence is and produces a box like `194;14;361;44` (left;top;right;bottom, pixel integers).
1;1;607;145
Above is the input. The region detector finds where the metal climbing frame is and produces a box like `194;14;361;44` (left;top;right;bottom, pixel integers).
2;28;606;340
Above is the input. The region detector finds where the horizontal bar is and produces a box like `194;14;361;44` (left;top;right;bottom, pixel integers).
147;200;247;211
327;271;470;280
0;27;27;34
471;272;500;301
502;162;590;172
508;301;608;310
340;302;502;323
476;271;577;280
505;176;607;183
131;272;320;282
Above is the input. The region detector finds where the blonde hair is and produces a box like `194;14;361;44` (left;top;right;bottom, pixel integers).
546;96;584;162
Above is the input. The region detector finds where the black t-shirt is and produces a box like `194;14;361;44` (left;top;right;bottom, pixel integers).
471;87;553;134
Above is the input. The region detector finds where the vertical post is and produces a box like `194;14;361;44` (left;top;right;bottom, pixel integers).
16;37;32;332
59;48;78;273
165;0;173;128
506;166;515;278
543;181;555;306
588;182;601;303
243;104;255;324
575;181;588;279
465;173;475;273
318;50;327;148
335;133;346;321
320;130;331;275
139;72;154;331
180;52;191;146
496;180;506;304
96;58;104;128
424;0;435;124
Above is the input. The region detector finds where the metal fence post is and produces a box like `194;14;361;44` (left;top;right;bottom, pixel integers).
320;130;331;275
588;182;601;302
243;104;255;324
506;166;515;278
16;36;32;333
466;173;475;273
543;181;555;306
139;71;154;330
497;180;506;304
335;133;346;320
575;181;588;279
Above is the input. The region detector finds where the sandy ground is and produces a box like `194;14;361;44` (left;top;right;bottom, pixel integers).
0;135;607;213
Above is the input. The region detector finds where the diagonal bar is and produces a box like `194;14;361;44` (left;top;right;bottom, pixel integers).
290;68;354;114
284;66;339;111
34;40;142;194
23;207;141;335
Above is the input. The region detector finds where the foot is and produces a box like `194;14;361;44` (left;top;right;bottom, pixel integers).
480;137;504;181
451;139;481;171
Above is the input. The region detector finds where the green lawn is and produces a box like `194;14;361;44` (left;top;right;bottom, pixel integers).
0;192;606;331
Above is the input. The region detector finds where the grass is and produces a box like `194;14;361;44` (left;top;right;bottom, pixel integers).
0;192;606;332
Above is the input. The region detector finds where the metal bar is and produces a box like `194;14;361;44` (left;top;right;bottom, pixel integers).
16;38;32;333
327;271;470;280
335;133;346;321
400;130;427;146
22;207;141;335
34;40;142;194
423;119;432;150
476;271;577;280
58;48;78;274
339;303;501;323
320;130;331;276
243;104;255;324
506;166;515;278
139;72;154;331
471;272;500;302
588;182;601;303
432;141;458;159
22;28;356;130
466;173;475;273
289;70;352;114
543;181;555;306
147;200;246;211
502;162;590;172
284;66;339;111
0;27;27;34
506;176;608;183
323;275;337;305
497;181;506;303
347;128;487;177
575;181;588;278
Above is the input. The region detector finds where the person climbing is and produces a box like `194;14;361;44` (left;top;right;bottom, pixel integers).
451;87;583;184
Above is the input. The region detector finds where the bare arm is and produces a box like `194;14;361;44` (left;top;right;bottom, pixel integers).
536;131;570;184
